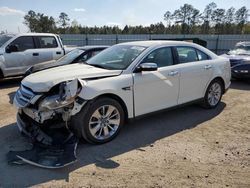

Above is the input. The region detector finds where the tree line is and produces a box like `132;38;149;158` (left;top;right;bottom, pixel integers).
23;2;250;35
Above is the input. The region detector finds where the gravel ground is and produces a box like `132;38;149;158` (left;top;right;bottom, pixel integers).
0;78;249;188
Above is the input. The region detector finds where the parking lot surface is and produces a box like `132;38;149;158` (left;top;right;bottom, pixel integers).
0;78;249;187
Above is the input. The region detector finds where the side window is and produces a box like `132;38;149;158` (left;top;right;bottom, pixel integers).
142;47;173;68
176;47;198;63
77;53;88;62
197;50;210;61
9;36;35;52
37;36;58;48
91;50;102;57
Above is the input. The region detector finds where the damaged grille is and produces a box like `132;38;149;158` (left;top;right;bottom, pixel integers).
15;84;36;107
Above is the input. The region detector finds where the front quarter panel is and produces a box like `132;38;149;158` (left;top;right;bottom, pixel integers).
79;73;134;118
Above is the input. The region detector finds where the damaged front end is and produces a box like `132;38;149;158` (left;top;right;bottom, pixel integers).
14;78;86;141
11;79;86;168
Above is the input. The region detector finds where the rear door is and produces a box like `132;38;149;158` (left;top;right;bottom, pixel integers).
34;36;64;64
3;36;37;75
133;47;180;116
175;46;213;104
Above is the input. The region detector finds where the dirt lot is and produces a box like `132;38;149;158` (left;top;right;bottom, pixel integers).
0;78;249;188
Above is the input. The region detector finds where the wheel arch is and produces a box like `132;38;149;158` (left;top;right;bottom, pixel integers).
206;76;226;94
93;93;129;121
213;77;225;93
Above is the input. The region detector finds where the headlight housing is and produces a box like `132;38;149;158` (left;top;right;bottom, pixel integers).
39;79;83;110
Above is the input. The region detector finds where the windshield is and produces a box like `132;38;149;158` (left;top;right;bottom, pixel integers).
228;45;250;55
86;45;146;70
57;49;84;64
0;35;12;47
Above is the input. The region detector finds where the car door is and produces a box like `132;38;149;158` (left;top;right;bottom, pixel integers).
34;36;64;64
133;47;180;116
3;36;37;76
175;46;213;104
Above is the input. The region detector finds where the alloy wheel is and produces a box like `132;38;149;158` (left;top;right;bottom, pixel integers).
207;82;222;106
88;105;120;140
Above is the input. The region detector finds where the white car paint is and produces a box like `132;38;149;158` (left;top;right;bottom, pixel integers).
133;65;179;116
14;40;231;130
22;63;122;92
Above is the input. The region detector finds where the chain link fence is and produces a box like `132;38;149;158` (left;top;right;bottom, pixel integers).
60;34;250;55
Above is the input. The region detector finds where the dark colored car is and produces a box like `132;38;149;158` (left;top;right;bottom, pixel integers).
25;45;109;76
221;42;250;80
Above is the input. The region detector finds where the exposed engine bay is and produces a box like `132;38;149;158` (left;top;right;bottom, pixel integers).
9;79;87;168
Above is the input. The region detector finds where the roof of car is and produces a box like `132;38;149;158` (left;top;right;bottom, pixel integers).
22;33;59;36
5;33;59;37
117;40;218;59
116;40;199;47
77;45;109;50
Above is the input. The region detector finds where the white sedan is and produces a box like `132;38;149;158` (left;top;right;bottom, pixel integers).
14;41;231;144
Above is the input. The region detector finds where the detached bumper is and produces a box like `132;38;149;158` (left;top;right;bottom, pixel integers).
11;112;78;169
16;110;68;145
17;112;54;145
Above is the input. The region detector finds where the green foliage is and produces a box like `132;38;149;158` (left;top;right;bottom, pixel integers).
58;12;70;33
23;2;249;34
24;10;56;33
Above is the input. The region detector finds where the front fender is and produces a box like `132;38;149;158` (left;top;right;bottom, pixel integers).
78;74;134;118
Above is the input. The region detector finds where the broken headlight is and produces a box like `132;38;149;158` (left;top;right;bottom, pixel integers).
39;79;82;111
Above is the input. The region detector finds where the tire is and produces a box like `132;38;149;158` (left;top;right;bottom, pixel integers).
202;79;223;109
0;69;4;79
71;97;125;144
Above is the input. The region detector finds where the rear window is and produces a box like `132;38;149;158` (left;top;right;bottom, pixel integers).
176;47;210;63
37;36;58;48
197;50;210;61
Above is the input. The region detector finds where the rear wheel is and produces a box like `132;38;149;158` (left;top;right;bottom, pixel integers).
202;79;223;109
71;97;125;144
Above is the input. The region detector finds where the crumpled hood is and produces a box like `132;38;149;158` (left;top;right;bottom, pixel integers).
22;63;122;92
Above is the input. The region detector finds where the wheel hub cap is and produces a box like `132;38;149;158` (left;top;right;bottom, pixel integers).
208;83;222;106
89;105;120;140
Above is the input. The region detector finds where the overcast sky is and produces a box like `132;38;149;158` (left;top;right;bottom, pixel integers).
0;0;249;33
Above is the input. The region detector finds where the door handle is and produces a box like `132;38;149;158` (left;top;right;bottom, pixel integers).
33;53;39;56
56;51;62;55
168;71;179;76
204;65;212;70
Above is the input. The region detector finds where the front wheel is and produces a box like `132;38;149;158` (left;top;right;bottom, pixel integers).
71;97;125;144
0;69;4;79
202;80;223;109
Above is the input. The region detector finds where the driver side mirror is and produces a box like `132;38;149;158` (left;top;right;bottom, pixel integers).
135;62;158;72
6;44;18;53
